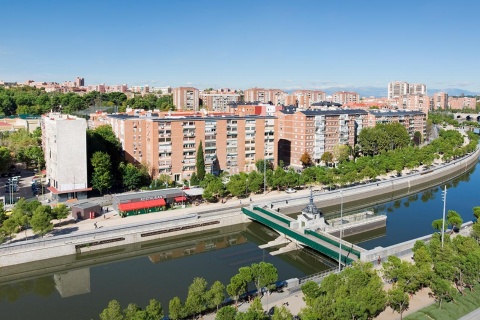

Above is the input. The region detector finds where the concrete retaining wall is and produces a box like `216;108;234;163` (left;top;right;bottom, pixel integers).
361;221;474;263
0;210;248;267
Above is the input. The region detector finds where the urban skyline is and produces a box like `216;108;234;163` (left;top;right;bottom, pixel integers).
1;0;479;93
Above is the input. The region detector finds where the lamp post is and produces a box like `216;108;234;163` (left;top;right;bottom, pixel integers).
338;190;344;271
441;185;447;248
263;150;267;194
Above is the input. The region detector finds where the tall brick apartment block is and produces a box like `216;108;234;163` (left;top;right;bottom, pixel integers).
276;108;426;169
173;87;200;111
276;108;368;168
107;113;275;182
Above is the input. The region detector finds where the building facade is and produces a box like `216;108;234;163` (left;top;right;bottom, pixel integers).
275;108;368;168
448;96;477;110
388;81;427;99
173;87;200;111
432;92;448;110
107;112;275;182
284;90;327;108
331;91;360;104
366;110;426;137
200;92;240;112
243;88;286;105
42;113;90;202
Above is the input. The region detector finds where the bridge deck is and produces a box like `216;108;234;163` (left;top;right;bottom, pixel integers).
242;207;358;264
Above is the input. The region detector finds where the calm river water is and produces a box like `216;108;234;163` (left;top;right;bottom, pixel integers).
0;160;479;320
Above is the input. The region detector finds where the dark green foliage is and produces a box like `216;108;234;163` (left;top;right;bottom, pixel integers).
196;141;205;181
87;125;123;189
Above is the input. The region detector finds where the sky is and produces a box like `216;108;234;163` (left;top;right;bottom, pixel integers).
1;0;479;93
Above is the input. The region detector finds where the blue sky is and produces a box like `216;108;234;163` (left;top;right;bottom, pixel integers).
1;0;479;93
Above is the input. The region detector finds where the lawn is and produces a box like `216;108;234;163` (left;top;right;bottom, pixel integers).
404;284;480;320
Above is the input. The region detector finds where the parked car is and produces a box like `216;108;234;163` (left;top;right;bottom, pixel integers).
285;188;296;194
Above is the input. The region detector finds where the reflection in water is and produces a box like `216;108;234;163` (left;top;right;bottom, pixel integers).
54;269;90;298
0;275;56;303
0;161;478;320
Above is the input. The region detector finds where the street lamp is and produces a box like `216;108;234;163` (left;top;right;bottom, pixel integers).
263;150;267;194
338;190;344;271
441;185;447;248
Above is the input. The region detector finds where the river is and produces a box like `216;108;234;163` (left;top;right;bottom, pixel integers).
0;160;478;320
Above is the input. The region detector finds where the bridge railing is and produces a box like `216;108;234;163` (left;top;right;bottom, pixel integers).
253;206;292;226
304;229;361;259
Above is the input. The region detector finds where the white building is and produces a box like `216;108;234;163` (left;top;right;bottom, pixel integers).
42;113;90;202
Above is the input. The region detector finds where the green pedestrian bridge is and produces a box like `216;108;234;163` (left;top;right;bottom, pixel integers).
242;206;363;265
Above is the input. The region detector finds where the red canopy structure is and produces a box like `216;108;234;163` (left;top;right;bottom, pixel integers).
174;196;187;202
118;198;166;211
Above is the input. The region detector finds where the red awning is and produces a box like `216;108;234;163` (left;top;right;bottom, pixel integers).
118;198;166;211
174;196;187;202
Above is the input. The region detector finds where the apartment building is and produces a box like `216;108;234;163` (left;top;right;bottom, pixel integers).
106;84;128;93
366;110;426;137
173;87;200;111
130;85;150;94
42;113;90;202
87;84;106;93
231;102;282;117
432;92;448;110
276;108;368;169
200;92;240;112
388;81;427;99
243;88;286;105
331;91;360;104
398;94;430;114
448;96;477;110
107;112;275;182
284;90;327;108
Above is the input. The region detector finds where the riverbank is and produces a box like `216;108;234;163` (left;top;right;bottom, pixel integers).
0;147;478;268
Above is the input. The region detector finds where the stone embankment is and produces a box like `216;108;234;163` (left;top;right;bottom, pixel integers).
0;148;478;268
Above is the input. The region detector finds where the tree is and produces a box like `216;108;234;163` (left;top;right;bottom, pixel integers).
144;299;163;320
196;140;206;181
227;274;245;307
119;163;145;191
52;203;70;221
413;131;422;146
386;286;409;320
300;262;386;320
255;159;273;173
123;303;141;320
332;144;350;163
237;297;268;320
432;219;445;233
168;297;184;320
215;306;237;320
430;275;456;308
320;152;333;166
184;277;208;318
0;146;12;172
251;262;278;296
91;151;113;194
446;210;463;231
272;305;293;320
29;205;53;237
100;300;124;320
207;280;225;312
299;151;313;167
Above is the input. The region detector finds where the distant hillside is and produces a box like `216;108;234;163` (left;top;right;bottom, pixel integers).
428;88;479;97
320;87;479;98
